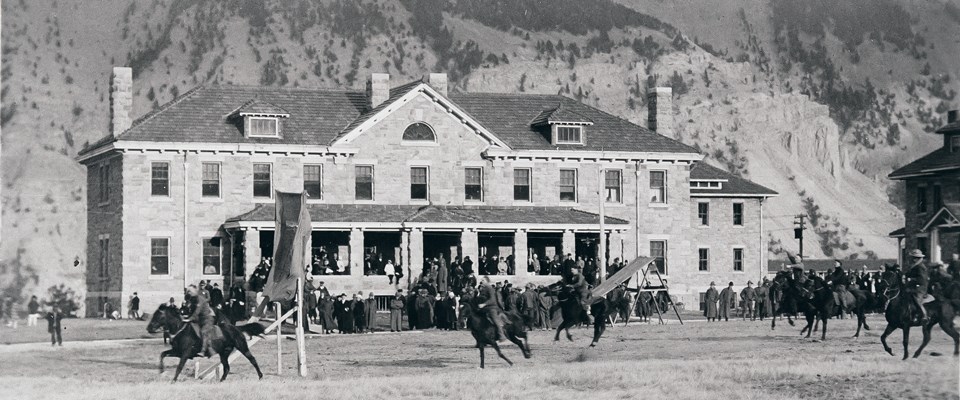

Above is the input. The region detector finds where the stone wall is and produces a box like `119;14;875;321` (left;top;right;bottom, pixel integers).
84;155;124;316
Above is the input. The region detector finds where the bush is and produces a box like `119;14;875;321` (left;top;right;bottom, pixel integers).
46;284;81;316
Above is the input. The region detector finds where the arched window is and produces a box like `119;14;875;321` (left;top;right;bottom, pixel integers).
402;122;436;141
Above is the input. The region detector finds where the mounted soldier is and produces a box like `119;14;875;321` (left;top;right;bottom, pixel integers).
564;264;592;309
476;276;507;341
904;249;930;323
184;284;221;357
827;259;851;314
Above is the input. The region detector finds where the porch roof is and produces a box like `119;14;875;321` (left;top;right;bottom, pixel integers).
920;204;960;232
225;203;630;227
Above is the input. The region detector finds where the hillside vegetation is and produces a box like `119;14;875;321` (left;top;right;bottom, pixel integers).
1;0;957;302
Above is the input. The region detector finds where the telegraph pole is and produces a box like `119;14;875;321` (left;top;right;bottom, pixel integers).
793;215;806;259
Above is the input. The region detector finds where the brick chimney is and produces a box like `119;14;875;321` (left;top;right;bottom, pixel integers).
110;67;133;137
646;87;673;136
366;73;390;110
949;110;958;124
426;73;448;97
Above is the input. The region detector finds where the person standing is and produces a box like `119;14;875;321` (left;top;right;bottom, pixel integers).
27;296;41;327
537;286;552;330
740;281;757;321
520;284;539;331
46;306;64;347
319;294;335;334
406;290;419;330
389;291;404;332
384;260;396;285
719;282;735;322
755;280;769;321
704;282;719;322
437;256;449;293
353;293;366;333
365;292;377;333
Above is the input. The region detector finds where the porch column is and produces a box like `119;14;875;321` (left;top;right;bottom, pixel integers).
561;229;576;258
243;229;261;280
609;231;623;263
931;228;942;264
461;229;478;263
400;229;411;272
409;228;424;279
349;228;364;276
514;229;529;276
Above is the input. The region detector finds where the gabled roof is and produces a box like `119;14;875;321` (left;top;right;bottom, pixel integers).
920;204;960;232
226;204;629;225
233;98;290;117
889;147;960;179
689;162;778;197
935;120;960;134
530;103;594;126
889;227;906;238
334;79;425;141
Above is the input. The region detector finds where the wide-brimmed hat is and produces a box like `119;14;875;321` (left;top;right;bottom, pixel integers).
909;249;925;258
709;281;716;286
747;280;754;285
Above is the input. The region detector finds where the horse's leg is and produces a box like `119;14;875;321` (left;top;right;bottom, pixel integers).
880;323;897;356
172;356;188;382
938;317;960;356
506;333;530;359
219;352;231;381
913;322;934;359
490;342;513;366
565;325;574;342
901;326;911;361
802;314;814;338
159;349;173;373
820;314;828;341
478;345;485;369
771;313;776;330
553;322;564;341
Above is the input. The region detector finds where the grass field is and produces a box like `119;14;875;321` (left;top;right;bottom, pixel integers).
0;315;957;399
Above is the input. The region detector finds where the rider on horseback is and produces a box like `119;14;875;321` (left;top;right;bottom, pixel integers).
185;284;218;357
476;276;507;341
905;249;930;324
564;265;592;309
827;260;850;314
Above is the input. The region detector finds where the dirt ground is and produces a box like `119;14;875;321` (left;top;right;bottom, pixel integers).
0;314;957;399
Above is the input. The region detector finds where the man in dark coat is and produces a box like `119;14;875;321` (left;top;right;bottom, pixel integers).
459;287;475;329
719;282;735;321
476;276;507;340
364;292;377;333
47;305;64;346
353;293;366;333
130;292;141;320
415;290;433;329
405;290;418;330
520;284;539;330
537;286;552;330
462;256;474;276
186;284;219;356
208;284;223;310
905;249;930;322
754;280;769;321
704;282;719;322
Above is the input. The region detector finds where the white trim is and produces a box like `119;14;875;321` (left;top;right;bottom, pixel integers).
406;160;433;166
225;220;631;231
146;231;175;237
690;193;777;198
78;141;359;163
333;84;511;149
553;125;584;145
485;148;703;163
920;206;960;232
246;116;280;138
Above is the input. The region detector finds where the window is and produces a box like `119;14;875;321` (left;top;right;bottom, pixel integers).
650;240;667;274
355;166;374;200
733;203;744;226
202;163;220;198
150;238;169;275
202;237;221;276
556;126;582;144
410;167;428;200
733;248;744;272
951;136;960;153
605;170;622;203
99;163;110;203
917;186;928;213
513;168;531;201
248;117;278;137
253;163;272;198
304;165;322;199
698;202;709;226
698;248;709;271
650;171;666;203
933;185;943;211
465;167;483;201
402;122;436;141
98;237;109;277
151;162;169;196
559;169;577;201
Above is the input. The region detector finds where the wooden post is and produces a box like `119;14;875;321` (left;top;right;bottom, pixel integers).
598;166;606;282
296;278;308;377
194;360;200;379
275;301;282;375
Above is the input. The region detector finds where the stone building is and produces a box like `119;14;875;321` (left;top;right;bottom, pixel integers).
78;67;776;316
889;110;960;265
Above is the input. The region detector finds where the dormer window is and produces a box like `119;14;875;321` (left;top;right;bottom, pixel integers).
248;117;279;138
556;126;583;144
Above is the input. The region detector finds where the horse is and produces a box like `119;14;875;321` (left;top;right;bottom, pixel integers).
146;304;265;382
467;307;531;368
768;271;798;331
550;285;609;347
791;274;871;340
879;270;959;359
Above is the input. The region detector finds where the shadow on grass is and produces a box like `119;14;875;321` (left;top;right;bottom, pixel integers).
361;357;461;368
76;357;158;370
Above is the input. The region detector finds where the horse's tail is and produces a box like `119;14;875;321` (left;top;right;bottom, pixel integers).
236;322;266;337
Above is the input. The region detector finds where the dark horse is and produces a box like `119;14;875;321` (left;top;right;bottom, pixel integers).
467;308;531;368
768;271;796;331
146;304;266;381
787;274;871;340
879;270;959;359
550;285;609;347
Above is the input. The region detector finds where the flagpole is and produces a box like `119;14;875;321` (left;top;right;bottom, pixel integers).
296;277;307;377
599;166;606;282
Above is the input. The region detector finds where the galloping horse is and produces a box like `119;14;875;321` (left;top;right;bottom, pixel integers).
550;284;609;347
147;304;265;381
879;270;959;359
769;271;796;331
467;307;531;368
793;275;871;340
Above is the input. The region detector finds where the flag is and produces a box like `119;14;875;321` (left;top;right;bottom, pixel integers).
263;191;311;302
